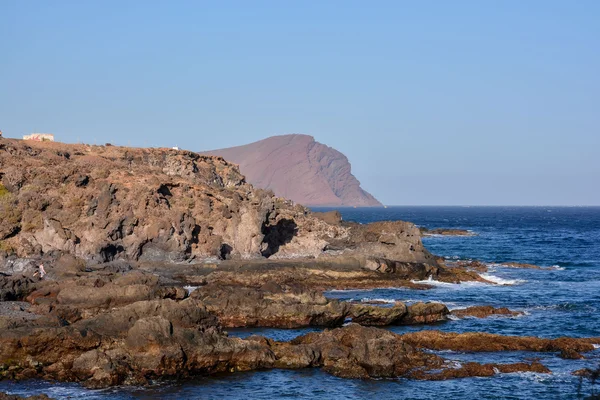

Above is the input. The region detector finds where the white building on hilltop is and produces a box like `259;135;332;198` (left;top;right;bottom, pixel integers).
23;133;54;142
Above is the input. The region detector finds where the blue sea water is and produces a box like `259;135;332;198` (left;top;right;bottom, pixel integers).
2;207;599;399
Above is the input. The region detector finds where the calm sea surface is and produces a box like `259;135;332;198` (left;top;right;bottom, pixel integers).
2;207;599;399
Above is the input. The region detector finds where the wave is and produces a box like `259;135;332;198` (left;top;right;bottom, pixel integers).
487;263;565;271
411;275;526;287
328;288;374;293
480;273;526;285
411;276;491;288
359;297;397;304
183;285;199;295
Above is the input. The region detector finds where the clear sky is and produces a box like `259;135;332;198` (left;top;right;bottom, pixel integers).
1;1;598;205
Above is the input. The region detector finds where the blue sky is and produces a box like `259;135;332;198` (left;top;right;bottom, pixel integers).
1;1;598;205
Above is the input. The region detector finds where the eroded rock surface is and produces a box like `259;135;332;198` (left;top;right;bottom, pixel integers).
451;306;524;319
400;330;600;359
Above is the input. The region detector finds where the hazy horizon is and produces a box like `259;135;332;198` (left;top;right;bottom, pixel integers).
1;1;598;206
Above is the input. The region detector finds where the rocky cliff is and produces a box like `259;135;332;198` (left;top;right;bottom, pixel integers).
0;138;416;266
202;134;382;207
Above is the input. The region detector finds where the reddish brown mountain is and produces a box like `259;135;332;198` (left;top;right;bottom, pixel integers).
202;134;382;207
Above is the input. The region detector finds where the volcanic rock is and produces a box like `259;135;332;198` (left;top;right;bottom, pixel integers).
451;306;524;319
0;139;441;267
400;330;600;359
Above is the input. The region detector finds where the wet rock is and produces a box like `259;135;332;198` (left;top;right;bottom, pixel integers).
272;324;441;378
271;324;550;380
191;283;349;328
400;330;600;358
448;260;489;273
451;306;523;319
411;361;550;380
349;303;407;325
0;296;275;388
560;348;585;359
200;258;469;293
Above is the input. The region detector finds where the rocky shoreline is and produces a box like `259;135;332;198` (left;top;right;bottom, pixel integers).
1;138;597;393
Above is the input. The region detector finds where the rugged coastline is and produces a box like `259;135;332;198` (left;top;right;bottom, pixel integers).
0;138;597;394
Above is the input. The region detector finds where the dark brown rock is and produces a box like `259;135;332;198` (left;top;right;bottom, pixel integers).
349;303;407;325
191;283;349;328
400;330;600;358
402;302;450;324
0;275;36;301
451;306;523;319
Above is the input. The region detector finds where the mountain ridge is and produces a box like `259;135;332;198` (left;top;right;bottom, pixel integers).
202;134;382;207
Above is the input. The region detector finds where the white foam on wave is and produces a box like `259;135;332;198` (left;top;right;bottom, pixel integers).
480;273;526;285
447;360;463;369
593;344;600;349
183;285;199;295
488;262;565;271
328;288;373;293
360;297;397;304
411;276;491;288
445;305;467;312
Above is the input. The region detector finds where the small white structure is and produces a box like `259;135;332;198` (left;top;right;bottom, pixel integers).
172;146;179;150
24;133;54;142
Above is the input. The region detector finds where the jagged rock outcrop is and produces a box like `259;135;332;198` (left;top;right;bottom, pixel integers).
191;281;450;328
0;139;347;264
202;134;382;207
451;306;524;319
0;300;558;389
1;266;597;388
400;330;600;359
0;139;432;267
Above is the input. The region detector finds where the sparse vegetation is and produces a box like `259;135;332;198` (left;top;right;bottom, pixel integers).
20;209;43;232
0;183;9;198
0;188;22;239
0;240;16;254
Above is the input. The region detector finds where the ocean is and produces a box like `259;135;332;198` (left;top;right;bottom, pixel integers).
2;206;599;399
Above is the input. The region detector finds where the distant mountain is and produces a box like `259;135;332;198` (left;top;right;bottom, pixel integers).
202;134;382;207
